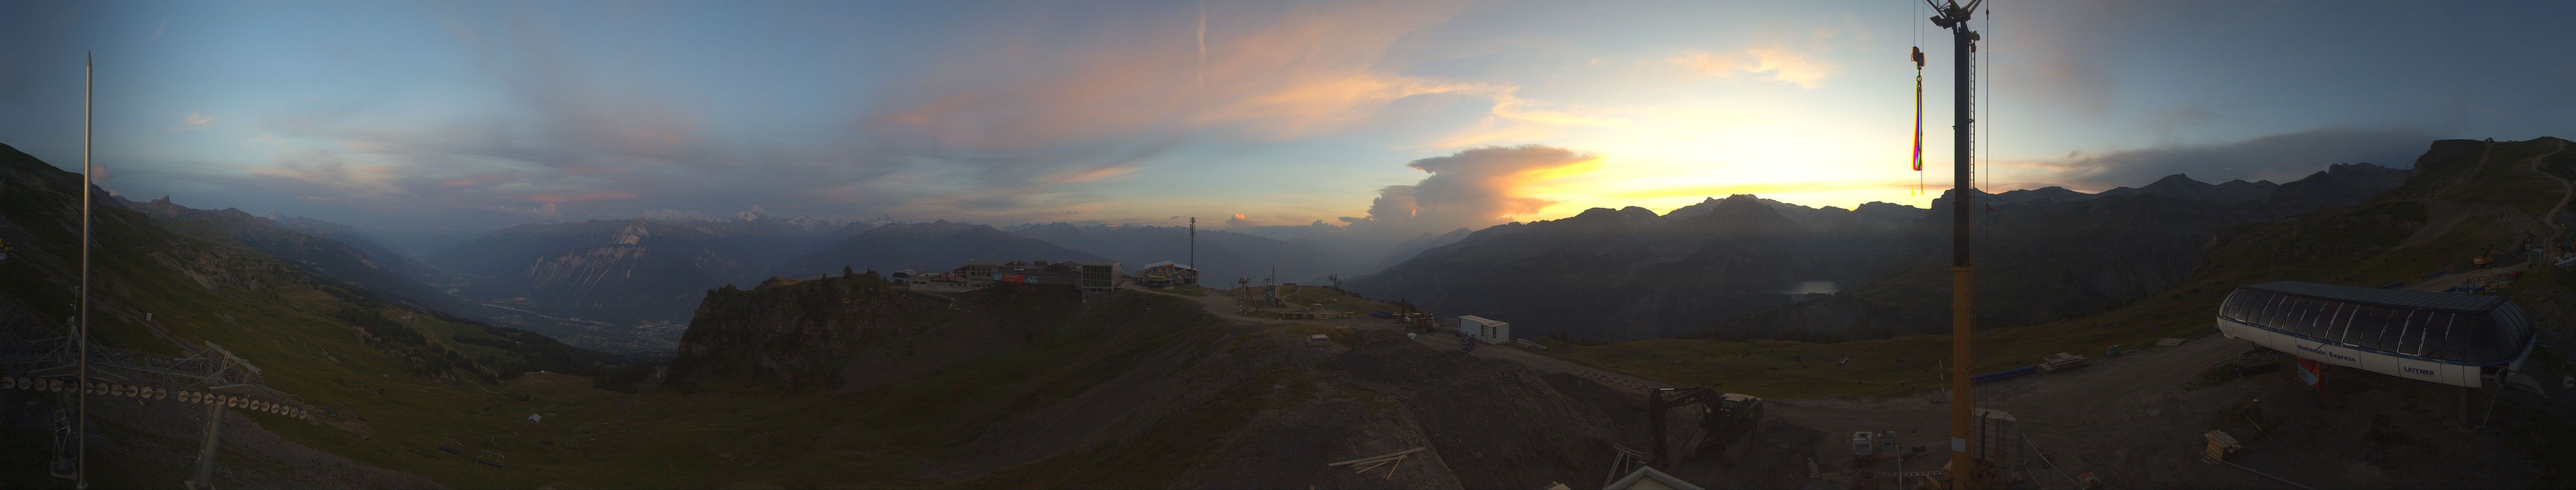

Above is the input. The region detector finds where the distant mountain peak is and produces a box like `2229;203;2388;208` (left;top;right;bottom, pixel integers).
2147;173;2205;186
1985;186;2099;205
1853;201;1926;213
613;221;651;245
2323;162;2398;175
1570;207;1630;219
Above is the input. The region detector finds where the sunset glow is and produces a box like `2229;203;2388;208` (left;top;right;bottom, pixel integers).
1;1;2567;241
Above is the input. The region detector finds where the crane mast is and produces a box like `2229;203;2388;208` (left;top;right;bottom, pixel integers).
1925;0;1983;487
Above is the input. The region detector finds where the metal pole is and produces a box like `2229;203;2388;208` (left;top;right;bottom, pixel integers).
1928;2;1982;488
1189;217;1195;285
78;49;93;490
188;404;223;490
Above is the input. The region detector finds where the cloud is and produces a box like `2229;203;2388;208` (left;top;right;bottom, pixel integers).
854;2;1602;171
636;209;709;221
621;205;802;223
177;112;218;130
476;202;562;221
115;3;1621;233
2004;9;2127;116
2037;127;2440;189
1340;145;1600;238
1669;45;1839;89
1742;45;1836;88
518;191;637;204
1669;50;1744;78
2444;96;2507;116
1055;165;1139;183
203;9;861;229
2145;104;2214;141
859;2;1483;152
194;1;1536;231
1226;212;1257;228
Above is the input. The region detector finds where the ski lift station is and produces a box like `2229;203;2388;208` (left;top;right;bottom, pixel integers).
1458;315;1511;345
2217;281;2537;388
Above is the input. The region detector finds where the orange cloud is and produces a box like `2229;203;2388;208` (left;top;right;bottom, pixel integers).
1670;45;1838;88
1743;45;1835;88
1598;178;1923;200
1343;145;1602;238
1055;165;1139;183
863;2;1612;155
1669;50;1744;78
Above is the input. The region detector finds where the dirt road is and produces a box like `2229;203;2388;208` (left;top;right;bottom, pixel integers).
2533;139;2571;231
1753;335;2256;485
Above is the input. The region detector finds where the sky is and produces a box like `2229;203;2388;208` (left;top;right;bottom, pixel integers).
1;1;2570;243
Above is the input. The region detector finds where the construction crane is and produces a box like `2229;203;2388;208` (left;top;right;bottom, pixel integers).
1921;0;1986;487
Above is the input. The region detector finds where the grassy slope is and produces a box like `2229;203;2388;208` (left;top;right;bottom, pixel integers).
1200;285;1403;316
0;153;1294;487
269;289;1254;489
1559;138;2565;400
0;147;635;487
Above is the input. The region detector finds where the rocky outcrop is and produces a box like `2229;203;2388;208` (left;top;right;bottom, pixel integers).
665;277;1086;393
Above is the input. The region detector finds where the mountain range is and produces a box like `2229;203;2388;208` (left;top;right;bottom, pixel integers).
119;196;470;315
1345;196;1923;341
35;139;2419;353
1353;161;2411;343
769;221;1112;278
1761;162;2412;341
